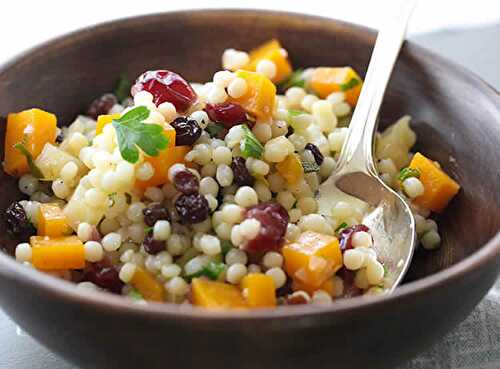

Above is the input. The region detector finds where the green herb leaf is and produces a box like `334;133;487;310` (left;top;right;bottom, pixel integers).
301;159;320;173
335;222;348;233
221;240;234;256
144;226;154;234
186;261;226;281
288;109;306;118
128;288;144;301
398;167;421;182
114;75;131;103
340;78;360;91
279;69;305;91
240;124;264;159
13;142;44;178
206;123;225;138
112;106;169;164
383;264;389;277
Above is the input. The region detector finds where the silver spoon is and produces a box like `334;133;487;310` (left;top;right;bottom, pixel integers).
318;1;417;292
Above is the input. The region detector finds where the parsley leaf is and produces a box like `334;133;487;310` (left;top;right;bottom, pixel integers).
340;78;361;91
221;240;234;256
206;123;225;138
144;226;154;234
240;124;264;159
398;167;421;182
114;74;131;103
279;69;305;91
335;222;348;234
14;142;44;178
301;159;320;173
185;261;226;281
113;106;169;163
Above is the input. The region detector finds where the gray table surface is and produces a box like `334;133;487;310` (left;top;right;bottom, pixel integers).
1;24;499;369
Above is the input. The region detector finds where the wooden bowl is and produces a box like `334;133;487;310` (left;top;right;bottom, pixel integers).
0;10;498;369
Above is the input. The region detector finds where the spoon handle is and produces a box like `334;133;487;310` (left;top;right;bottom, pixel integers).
336;0;416;174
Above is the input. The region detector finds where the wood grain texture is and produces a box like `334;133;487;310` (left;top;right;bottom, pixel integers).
0;10;498;369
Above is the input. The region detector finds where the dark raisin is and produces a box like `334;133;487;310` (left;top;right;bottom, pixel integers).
83;260;123;294
86;93;117;120
204;102;247;129
173;170;199;195
142;203;170;227
171;117;202;146
4;201;36;238
143;231;166;255
244;202;289;253
337;267;361;298
305;143;324;165
55;132;65;144
175;193;210;224
338;224;370;252
276;278;293;297
231;157;254;187
286;125;294;137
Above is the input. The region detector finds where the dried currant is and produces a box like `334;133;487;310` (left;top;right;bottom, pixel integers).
86;93;117;120
142;203;170;227
204;102;247;129
231;157;254;187
4;201;36;238
173;170;199;195
175;193;210;224
83;260;123;294
170;117;202;146
143;231;166;255
55;132;65;144
338;224;370;252
305;143;324;166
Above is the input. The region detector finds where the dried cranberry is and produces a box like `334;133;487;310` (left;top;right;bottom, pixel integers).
173;170;199;195
231;157;254;187
142;203;170;227
131;70;197;112
143;232;166;255
83;261;123;294
337;267;361;298
286;292;310;305
276;278;293;297
338;224;370;252
86;93;117;120
170;116;202;146
175;193;210;224
4;202;36;239
204;102;247;129
243;202;289;253
305;143;324;166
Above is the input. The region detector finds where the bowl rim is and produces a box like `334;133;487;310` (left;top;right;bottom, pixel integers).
0;8;499;321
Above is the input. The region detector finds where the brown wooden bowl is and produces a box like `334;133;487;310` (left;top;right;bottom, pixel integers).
0;10;499;369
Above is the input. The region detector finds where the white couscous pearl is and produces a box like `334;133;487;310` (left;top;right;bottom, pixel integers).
158;102;177;122
77;282;99;291
101;232;122;252
225;248;248;265
222;49;250;71
311;290;333;305
285;223;301;242
271;120;288;138
167;234;189;256
52;179;70;199
319;156;336;178
264;136;294;163
230;225;244;246
354;268;370;289
421;230;441;250
285;87;307;108
199;177;219;197
60;161;79;182
326;91;345;104
352;231;373;248
298;214;333;235
366;259;385;285
127;202;145;223
100;218;120;235
262;251;283;269
403;177;425;198
225;125;245;148
115;161;135;183
332;276;344;297
153;220;171;241
277;191;296;210
15;243;32;262
312;100;337;133
190;110;210;129
227;77;247;99
216;164;234;187
77;222;93;242
133;90;154;105
84;241;104;262
119;262;137;283
252;123;272;143
239;219;261;240
301;94;319;112
144;187;164;203
332;101;351;117
343;249;365;270
254;181;272;202
205;194;219;212
207;85;228;104
331;201;353;219
166;276;189;296
213;70;235;88
68;132;88;154
297;197;317;214
288;208;302;223
199;234;221;256
212;146;232;165
328;128;348;153
265;267;286;289
215;222;232;240
192;218;212;233
161;264;181;279
234;186;258;207
247;264;261;273
222;204;244;224
167;163;186;182
256;59;277;80
136;162;155;181
226;263;248;284
201;162;217;177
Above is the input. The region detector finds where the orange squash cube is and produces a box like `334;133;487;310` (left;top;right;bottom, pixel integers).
37;203;73;237
283;231;342;289
409;152;460;212
191;278;247;309
4;108;57;177
310;67;363;107
244;39;292;83
229;70;276;121
276;153;303;185
292;278;335;297
95;113;121;135
240;273;276;308
30;236;85;270
130;266;164;302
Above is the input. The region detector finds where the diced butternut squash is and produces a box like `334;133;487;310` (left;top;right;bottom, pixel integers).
229;70;276;121
95;113;121;135
191;278;247;309
292;278;335;297
409;152;460;212
310;67;363;107
4;108;57;177
37;204;72;237
130;266;164;302
283;231;342;289
244;39;292;83
276;153;303;184
30;236;85;270
240;273;276;308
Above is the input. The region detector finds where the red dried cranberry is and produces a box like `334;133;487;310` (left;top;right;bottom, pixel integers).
170;117;202;146
173;170;199;195
338;224;370;252
305;143;324;165
142;203;170;227
143;232;166;255
4;201;36;239
231;157;254;186
243;202;289;253
175;193;210;224
83;261;123;294
204;102;247;129
131;70;197;112
337;267;361;298
86;93;117;120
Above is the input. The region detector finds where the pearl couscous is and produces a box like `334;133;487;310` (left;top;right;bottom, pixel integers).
3;39;460;309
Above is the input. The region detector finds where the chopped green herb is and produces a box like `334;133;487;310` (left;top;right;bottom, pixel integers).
340;78;360;91
221;240;234;256
240;124;264;159
114;74;131;103
128;288;143;301
288;109;306;118
186;261;226;281
144;226;154;234
279;69;305;91
383;264;389;277
112;106;169;164
107;192;117;207
206;123;225;138
301;159;320;173
125;192;132;204
398;167;421;182
335;222;348;233
13;142;44;178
